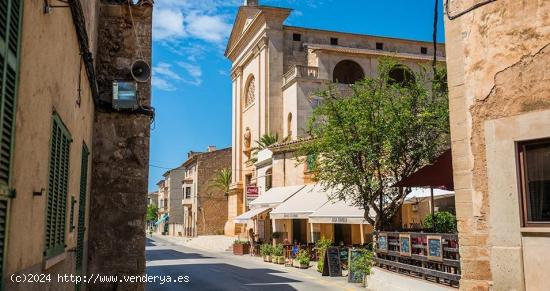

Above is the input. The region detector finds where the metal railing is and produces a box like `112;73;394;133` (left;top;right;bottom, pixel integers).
374;232;461;288
283;65;319;86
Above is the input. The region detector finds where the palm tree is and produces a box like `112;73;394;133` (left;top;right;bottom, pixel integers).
249;133;289;162
208;168;232;198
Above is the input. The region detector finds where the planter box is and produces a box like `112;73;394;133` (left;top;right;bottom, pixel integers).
299;263;309;269
233;243;250;255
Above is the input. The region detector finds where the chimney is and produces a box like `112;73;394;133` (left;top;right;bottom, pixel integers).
207;146;217;152
243;0;258;6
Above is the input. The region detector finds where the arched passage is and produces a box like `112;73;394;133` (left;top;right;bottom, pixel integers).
333;60;365;84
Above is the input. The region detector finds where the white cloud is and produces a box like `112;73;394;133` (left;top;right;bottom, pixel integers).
152;77;177;91
153;9;186;40
186;13;232;43
154;62;183;81
178;62;203;86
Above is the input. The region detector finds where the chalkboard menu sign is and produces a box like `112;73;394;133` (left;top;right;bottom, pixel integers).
348;249;363;283
399;234;411;256
322;247;342;277
427;235;443;262
378;233;388;252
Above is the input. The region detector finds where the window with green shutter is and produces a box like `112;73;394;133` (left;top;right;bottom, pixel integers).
76;143;88;276
45;114;72;258
0;0;22;195
0;0;22;288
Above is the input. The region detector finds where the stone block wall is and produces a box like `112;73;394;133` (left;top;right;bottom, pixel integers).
196;148;231;235
444;0;550;290
87;2;152;291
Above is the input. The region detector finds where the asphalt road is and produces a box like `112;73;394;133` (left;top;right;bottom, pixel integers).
146;236;360;291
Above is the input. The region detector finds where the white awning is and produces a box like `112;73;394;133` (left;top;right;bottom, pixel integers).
248;185;305;209
404;188;454;204
270;184;331;219
308;200;370;224
233;207;271;224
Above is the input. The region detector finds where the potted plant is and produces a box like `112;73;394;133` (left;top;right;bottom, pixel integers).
350;248;375;287
260;244;271;262
271;232;281;244
232;239;250;255
272;244;284;264
315;236;332;273
296;249;310;269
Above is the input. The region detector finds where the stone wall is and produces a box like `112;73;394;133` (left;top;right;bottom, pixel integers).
444;0;550;290
87;3;152;291
196;148;232;235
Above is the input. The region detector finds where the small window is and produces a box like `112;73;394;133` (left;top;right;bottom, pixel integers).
293;33;301;41
376;42;384;50
330;37;338;45
185;187;192;199
518;138;550;227
420;47;428;54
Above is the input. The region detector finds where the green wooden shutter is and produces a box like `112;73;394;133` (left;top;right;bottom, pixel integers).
0;197;9;289
45;114;71;258
0;0;22;195
75;143;88;276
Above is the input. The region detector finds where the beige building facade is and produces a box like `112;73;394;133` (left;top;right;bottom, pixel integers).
444;0;550;290
224;1;445;235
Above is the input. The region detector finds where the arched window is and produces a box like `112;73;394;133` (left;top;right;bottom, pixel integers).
388;65;415;86
244;76;255;108
333;60;365;84
287;112;293;137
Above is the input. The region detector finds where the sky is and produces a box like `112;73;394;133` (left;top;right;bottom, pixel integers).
148;0;446;191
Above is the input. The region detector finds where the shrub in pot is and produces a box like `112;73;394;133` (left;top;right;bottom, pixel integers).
350;248;375;287
296;249;310;269
272;244;284;264
422;211;457;233
315;236;332;273
260;244;272;262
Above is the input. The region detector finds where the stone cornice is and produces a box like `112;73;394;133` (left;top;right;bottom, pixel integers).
305;43;446;62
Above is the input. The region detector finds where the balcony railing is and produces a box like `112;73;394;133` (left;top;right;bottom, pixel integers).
283;65;319;86
374;232;461;288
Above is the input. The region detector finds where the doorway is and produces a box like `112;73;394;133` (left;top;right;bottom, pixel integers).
334;224;352;245
292;219;307;244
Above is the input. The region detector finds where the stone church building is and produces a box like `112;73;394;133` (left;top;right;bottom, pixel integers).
224;0;445;235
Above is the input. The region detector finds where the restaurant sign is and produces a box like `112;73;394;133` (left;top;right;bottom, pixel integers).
246;185;259;201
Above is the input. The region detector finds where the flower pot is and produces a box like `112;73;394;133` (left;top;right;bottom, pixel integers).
299;263;309;269
271;256;277;263
277;256;285;264
265;255;271;262
262;255;268;262
233;243;250;255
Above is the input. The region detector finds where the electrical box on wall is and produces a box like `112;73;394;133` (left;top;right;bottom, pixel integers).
112;80;138;110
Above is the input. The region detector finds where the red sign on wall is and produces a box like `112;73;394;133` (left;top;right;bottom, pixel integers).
246;185;259;200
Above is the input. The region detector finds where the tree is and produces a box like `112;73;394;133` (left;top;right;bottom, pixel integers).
298;58;449;230
249;133;289;162
208;168;232;197
146;204;158;222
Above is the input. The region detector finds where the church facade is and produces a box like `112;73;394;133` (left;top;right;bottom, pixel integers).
224;0;446;235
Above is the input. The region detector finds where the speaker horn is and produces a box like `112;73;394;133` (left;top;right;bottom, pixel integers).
130;59;151;82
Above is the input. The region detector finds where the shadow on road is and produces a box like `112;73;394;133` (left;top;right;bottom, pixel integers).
146;249;214;261
146;238;156;247
147;263;300;291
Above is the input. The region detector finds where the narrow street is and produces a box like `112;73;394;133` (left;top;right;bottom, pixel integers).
146;236;361;291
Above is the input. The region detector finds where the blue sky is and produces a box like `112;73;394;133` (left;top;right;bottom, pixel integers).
149;0;446;191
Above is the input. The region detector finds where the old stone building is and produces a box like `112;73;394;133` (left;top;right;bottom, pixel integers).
444;0;550;290
181;147;231;237
1;0;153;290
155;165;185;236
224;0;445;235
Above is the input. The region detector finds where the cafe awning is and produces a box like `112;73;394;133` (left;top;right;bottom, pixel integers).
270;184;331;219
308;200;370;224
233;207;271;224
155;213;169;226
248;185;305;208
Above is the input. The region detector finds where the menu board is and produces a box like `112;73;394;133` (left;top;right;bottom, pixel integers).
322;247;342;277
399;234;411;256
427;235;443;261
348;249;363;283
378;233;388;252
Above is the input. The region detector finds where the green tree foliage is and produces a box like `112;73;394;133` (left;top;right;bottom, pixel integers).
146;204;158;222
207;168;232;197
422;211;457;233
250;133;289;163
298;58;450;230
